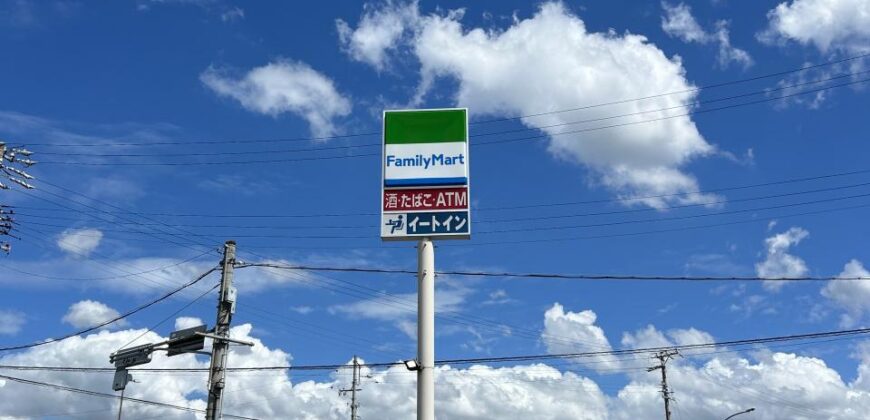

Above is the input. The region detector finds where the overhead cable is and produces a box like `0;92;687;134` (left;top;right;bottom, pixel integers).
0;373;258;420
236;262;869;282
25;51;870;148
0;266;218;352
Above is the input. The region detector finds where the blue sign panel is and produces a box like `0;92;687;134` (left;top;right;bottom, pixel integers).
381;211;470;238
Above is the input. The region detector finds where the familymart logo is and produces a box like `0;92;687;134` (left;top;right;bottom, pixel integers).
386;152;466;169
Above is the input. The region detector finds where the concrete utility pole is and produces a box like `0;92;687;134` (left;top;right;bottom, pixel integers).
206;240;237;420
340;356;362;420
648;349;679;420
418;237;435;420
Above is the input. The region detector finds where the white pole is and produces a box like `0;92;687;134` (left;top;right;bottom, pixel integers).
418;237;435;420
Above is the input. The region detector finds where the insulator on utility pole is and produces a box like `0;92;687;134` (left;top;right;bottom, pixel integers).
648;349;680;420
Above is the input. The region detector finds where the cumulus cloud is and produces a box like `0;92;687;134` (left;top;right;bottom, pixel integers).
541;303;619;371
759;0;870;108
0;320;613;419
661;1;711;43
0;309;25;335
56;228;103;258
755;226;810;290
661;2;753;69
760;0;870;54
201;61;352;137
336;0;419;71
335;2;727;208
414;3;718;208
61;300;128;330
2;256;324;297
330;285;469;338
174;316;205;331
2;312;870;418
822;259;870;326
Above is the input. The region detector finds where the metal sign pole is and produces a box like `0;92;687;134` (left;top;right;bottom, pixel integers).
417;237;435;420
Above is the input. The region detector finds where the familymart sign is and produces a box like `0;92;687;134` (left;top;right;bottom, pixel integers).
381;108;471;240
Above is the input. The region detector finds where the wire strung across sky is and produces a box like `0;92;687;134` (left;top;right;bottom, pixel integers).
32;76;870;166
14;167;870;219
0;373;259;420
30;68;870;159
17;191;870;241
4;323;870;373
15;178;870;231
22;51;870;149
236;262;869;282
0;266;218;352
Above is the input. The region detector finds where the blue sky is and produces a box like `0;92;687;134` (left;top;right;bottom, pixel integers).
2;0;870;419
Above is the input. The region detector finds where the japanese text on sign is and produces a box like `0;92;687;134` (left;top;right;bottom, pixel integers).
383;187;468;211
381;211;470;238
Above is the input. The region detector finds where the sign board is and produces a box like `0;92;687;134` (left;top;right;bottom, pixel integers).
167;324;207;356
110;343;153;368
382;109;470;240
112;368;132;391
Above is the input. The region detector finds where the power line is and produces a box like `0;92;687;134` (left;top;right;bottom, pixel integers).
16;167;870;219
31;68;869;159
0;266;218;352
2;250;213;281
25;52;870;148
470;52;870;124
32;76;870;166
16;178;870;231
17;188;870;240
473;76;870;149
6;323;870;373
236;262;868;282
0;373;258;420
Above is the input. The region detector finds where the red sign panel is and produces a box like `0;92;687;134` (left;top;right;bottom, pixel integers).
383;187;468;211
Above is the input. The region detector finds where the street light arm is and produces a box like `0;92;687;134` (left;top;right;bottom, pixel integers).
724;407;755;420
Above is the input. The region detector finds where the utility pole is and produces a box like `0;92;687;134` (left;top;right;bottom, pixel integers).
206;240;237;420
340;356;362;420
648;349;679;420
418;237;435;420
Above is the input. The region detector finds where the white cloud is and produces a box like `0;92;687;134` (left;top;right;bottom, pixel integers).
408;3;719;208
61;300;128;330
661;2;708;43
712;21;754;69
613;349;870;420
761;0;870;54
220;6;243;22
174;316;205;331
201;60;352;137
330;286;469;338
336;0;419;71
759;1;870;109
0;322;612;419
336;1;725;208
290;306;314;315
0;309;25;335
482;289;515;305
56;228;103;258
661;2;753;69
755;226;810;290
822;259;870;326
2;256;324;297
542;303;619;371
3;312;870;418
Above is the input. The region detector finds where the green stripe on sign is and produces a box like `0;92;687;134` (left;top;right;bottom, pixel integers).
384;109;467;144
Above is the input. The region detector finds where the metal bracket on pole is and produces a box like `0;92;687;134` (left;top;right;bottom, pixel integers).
195;331;254;347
